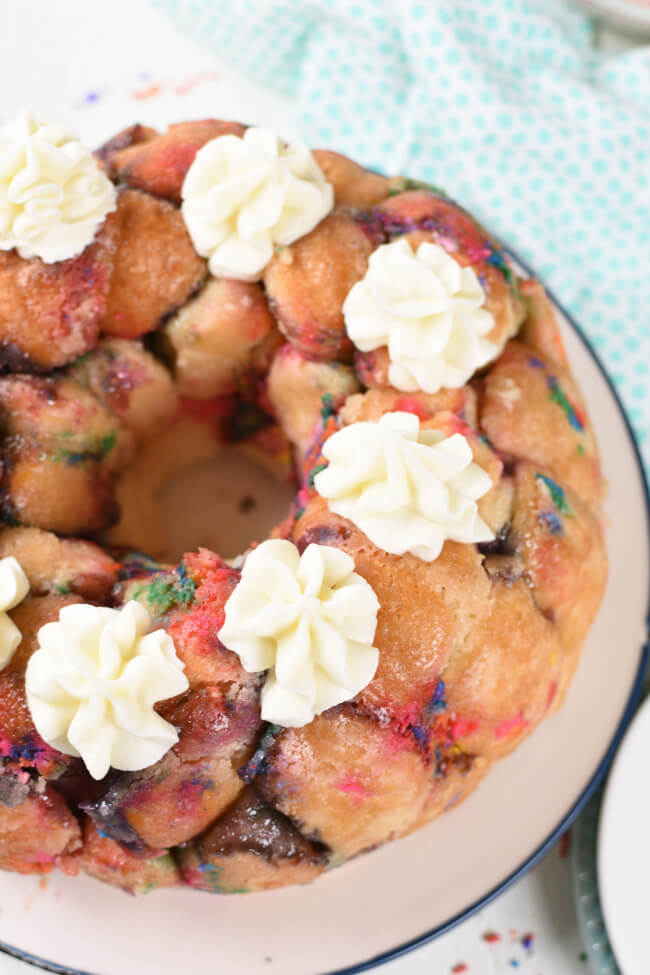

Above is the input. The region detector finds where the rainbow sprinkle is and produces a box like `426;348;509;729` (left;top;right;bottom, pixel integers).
535;472;573;517
547;377;585;432
429;679;447;713
522;932;535;951
538;510;563;535
319;392;335;421
495;713;528;740
174;72;221;95
336;776;370;804
527;356;545;369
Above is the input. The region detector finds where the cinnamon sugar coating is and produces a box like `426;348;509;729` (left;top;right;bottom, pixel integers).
0;120;606;893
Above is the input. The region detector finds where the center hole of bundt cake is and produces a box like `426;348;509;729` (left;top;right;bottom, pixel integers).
101;409;295;564
158;449;294;563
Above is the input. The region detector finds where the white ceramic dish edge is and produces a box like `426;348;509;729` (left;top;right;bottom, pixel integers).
598;696;650;975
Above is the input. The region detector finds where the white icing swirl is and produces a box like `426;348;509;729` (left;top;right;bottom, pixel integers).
26;601;189;780
0;112;117;263
314;411;494;561
181;126;334;281
218;540;379;728
0;557;30;670
343;238;499;393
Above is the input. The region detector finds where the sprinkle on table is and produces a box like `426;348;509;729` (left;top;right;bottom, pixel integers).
132;83;162;100
522;932;535;951
174;71;221;95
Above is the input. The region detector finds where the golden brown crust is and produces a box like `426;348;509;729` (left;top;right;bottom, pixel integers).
107;751;246;851
95;123;159;170
292;495;493;717
518;278;569;369
264;209;376;361
414;754;490;832
162;277;277;398
441;580;561;759
510;461;607;652
182;846;324;892
100;189;206;338
339;385;479;428
0;593;81;758
80;818;179;894
99;119;246;204
267;345;360;457
0;527;118;600
84;692;258;851
253;711;433;859
0;376;134;470
69;338;178;440
0;227;116;372
2;446;119;536
180;786;326;892
311;149;393;208
0;790;82;873
481;340;602;507
0;375;136;535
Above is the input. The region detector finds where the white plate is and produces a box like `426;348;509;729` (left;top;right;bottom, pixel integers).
599;695;650;975
0;273;646;975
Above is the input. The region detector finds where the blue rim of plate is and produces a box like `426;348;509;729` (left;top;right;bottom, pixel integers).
0;249;648;975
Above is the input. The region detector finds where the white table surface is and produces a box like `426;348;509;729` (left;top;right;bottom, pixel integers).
0;3;638;973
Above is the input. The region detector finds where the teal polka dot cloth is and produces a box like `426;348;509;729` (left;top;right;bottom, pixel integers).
156;0;650;475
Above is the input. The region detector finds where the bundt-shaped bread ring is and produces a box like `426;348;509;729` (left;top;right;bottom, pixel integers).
0;118;606;894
